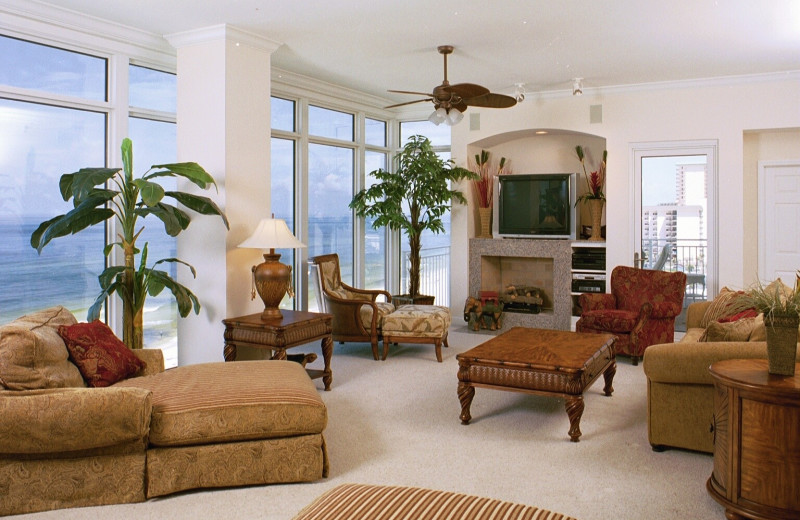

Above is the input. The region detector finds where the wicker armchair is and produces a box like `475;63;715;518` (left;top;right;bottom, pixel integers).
576;266;687;365
309;253;394;360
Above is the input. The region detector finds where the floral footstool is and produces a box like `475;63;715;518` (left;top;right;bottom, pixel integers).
381;304;451;362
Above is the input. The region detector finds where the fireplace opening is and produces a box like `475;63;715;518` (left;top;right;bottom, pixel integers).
480;256;554;313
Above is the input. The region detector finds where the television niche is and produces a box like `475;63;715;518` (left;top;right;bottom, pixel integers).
492;173;577;240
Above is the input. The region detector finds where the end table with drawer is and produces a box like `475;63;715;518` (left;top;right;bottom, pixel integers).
223;310;333;390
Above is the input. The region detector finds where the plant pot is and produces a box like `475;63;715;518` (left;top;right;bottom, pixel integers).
477;207;492;238
764;313;799;376
588;199;605;242
392;294;435;307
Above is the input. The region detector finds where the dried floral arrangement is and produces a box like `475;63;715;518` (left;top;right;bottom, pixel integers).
470;150;509;208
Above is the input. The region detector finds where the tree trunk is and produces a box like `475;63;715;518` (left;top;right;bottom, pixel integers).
122;245;142;349
408;231;421;297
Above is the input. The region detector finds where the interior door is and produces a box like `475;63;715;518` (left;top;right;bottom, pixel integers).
632;141;718;330
759;160;800;282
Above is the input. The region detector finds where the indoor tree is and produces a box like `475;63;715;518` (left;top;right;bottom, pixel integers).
30;138;229;349
350;135;476;301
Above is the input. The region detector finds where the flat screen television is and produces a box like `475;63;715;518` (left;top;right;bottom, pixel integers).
491;173;577;239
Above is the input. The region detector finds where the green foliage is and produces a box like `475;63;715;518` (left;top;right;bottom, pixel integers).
30;138;228;348
350;135;477;296
739;274;800;320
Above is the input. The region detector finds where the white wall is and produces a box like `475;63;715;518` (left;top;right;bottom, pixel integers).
450;76;800;314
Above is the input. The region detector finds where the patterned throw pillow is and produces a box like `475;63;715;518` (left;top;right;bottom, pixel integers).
58;321;146;387
700;288;753;328
700;317;757;342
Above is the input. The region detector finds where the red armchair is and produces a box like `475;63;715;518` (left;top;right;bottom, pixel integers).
576;266;687;365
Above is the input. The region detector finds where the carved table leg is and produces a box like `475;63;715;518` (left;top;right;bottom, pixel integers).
321;335;333;391
565;395;585;442
223;343;237;362
603;362;616;396
458;382;475;425
271;348;287;361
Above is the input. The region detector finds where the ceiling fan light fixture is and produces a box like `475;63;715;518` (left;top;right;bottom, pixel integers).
428;107;448;125
446;107;464;125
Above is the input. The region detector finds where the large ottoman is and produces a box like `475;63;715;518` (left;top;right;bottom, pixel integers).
381;305;452;362
292;483;578;520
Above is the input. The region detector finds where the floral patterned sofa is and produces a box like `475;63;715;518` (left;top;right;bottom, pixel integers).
0;306;328;515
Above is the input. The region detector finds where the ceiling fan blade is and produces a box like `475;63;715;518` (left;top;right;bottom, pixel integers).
465;92;517;108
443;83;490;99
384;98;432;109
452;101;468;113
388;89;434;97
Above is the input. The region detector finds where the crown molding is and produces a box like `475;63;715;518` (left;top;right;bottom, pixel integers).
0;0;174;64
165;24;281;54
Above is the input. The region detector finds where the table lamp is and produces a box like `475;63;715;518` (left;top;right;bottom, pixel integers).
238;217;306;320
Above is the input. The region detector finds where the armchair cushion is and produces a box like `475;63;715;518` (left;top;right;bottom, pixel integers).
359;301;395;330
576;308;640;333
0;306;85;390
58;321;146;387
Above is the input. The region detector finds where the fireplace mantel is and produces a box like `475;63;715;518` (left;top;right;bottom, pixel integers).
469;238;573;330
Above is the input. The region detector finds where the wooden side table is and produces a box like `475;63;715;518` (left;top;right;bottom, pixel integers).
707;359;800;520
222;310;333;390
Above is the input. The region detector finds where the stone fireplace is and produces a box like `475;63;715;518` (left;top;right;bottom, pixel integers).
469;238;572;330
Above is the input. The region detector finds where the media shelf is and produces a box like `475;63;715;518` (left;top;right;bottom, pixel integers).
570;242;607;326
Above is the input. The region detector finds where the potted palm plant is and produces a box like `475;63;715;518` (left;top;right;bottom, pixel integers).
350;135;476;304
739;273;800;375
30;138;229;349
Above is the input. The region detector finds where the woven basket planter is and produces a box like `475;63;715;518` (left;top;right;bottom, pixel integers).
764;313;799;376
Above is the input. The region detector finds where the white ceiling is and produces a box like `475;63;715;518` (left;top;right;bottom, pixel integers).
18;0;800;106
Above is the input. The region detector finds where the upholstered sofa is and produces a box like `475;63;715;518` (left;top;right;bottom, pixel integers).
643;297;800;453
0;306;328;516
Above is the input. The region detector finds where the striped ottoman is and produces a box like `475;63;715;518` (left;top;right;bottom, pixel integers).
292;483;577;520
381;305;451;362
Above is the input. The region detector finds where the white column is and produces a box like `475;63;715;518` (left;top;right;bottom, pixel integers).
167;25;280;365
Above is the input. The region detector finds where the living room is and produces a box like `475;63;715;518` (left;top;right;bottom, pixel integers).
1;1;799;519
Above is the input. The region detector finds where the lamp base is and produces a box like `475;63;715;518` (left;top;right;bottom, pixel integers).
252;252;291;321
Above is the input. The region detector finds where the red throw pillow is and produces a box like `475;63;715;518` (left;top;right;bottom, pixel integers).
717;308;758;323
58;321;146;387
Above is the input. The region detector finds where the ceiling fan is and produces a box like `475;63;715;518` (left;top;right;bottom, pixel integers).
385;45;517;126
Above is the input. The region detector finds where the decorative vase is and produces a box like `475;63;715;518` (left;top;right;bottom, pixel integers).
588;198;605;242
764;313;799;376
478;206;492;238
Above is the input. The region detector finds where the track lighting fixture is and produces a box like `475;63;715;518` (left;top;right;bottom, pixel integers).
572;78;583;96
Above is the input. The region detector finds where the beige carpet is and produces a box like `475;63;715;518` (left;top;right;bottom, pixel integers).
15;324;723;520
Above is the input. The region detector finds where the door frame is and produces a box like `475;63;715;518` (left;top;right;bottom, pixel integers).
630;140;719;297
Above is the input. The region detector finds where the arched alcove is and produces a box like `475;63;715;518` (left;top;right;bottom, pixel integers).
467;128;607;233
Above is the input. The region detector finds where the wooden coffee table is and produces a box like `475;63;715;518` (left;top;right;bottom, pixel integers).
457;327;616;442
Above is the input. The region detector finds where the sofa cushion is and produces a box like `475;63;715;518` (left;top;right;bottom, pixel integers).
58;321;146;387
0;306;85;390
116;360;327;447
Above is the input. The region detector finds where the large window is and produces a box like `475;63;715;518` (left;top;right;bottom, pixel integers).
271;97;392;311
0;35;108;324
1;34;178;364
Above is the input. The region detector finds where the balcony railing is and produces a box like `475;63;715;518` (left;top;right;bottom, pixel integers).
642;238;707;301
401;246;450;307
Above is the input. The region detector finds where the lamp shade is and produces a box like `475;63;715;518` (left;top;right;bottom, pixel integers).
238;218;306;250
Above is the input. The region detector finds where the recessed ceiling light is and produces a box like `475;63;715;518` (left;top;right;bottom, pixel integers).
536;130;548;135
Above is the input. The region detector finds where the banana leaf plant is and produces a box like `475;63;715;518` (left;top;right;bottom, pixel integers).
30;138;229;349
